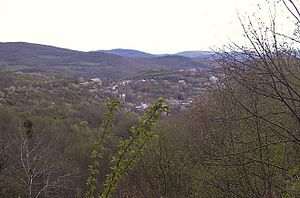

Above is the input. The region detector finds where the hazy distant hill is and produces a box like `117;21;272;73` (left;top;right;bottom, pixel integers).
176;51;215;59
97;49;155;58
98;49;216;60
0;42;210;78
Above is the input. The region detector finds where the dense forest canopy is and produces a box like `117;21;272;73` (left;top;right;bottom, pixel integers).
1;0;300;197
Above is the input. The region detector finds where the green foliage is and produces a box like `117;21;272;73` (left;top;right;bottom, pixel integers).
284;165;300;198
100;98;168;198
86;98;120;198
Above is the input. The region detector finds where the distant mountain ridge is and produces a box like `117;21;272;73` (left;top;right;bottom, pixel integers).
97;49;216;59
96;49;155;58
176;51;215;58
0;42;212;78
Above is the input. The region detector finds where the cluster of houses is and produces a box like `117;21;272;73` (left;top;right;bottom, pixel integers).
75;68;222;113
0;68;222;113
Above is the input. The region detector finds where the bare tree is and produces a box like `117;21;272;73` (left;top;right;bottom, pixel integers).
8;124;71;198
208;0;300;196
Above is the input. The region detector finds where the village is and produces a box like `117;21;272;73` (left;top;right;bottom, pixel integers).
0;67;222;115
77;67;221;113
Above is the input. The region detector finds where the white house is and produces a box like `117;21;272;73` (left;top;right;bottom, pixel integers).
90;78;102;85
209;76;218;84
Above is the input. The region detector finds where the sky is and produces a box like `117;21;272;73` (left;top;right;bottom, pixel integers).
0;0;287;54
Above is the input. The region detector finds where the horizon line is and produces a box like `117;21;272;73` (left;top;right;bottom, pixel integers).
0;41;214;55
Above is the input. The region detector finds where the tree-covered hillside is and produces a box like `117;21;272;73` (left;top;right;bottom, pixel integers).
1;1;300;197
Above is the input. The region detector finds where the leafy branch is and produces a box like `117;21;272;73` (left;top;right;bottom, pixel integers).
86;98;120;198
100;98;168;198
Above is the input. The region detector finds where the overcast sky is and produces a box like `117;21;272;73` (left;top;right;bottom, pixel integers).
0;0;283;53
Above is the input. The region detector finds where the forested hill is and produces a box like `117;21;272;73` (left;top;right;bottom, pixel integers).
0;42;209;78
96;48;156;58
